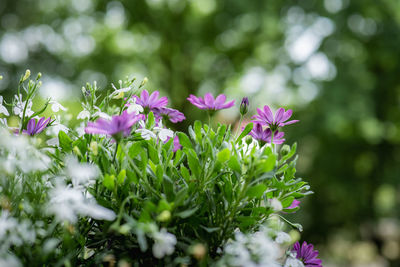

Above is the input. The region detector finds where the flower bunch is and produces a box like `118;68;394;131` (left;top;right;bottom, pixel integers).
0;73;321;266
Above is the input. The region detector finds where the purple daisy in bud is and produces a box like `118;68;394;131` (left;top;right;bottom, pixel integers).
252;105;299;131
248;123;285;144
292;241;323;267
132;90;168;113
240;97;249;116
154;107;186;123
187;93;235;111
23;117;51;136
85;111;143;141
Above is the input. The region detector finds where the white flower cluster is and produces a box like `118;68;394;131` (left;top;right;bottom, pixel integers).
0;128;51;173
217;225;302;267
152;228;177;259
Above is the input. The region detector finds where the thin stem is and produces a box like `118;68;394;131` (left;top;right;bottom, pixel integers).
271;131;275;154
235;115;244;138
113;142;119;164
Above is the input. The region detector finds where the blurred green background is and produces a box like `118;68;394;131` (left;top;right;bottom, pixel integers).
1;0;400;265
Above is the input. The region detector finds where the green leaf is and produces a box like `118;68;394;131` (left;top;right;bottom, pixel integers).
103;174;115;190
146;112;155;128
194;120;203;142
117;169;126;184
217;148;230;163
177;132;193;149
258;154;277;173
246;184;267;198
187;149;201;178
58;131;72;152
228;156;241;172
176;207;199;218
236;122;253;143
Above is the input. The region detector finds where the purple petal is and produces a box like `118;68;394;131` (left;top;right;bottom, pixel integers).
220;100;235;109
204;93;215;108
214;94;226;108
281;119;299;126
141;90;149;103
26;119;36;135
281;109;293;122
275;108;285;123
262;106;274;124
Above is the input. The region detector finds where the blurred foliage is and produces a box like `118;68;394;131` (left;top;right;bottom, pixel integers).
1;0;400;265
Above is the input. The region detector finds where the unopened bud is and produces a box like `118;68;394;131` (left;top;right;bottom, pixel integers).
38;81;42;87
81;87;86;95
37;72;42;79
157;210;171;222
140;77;148;87
280;144;290;156
240;97;249;116
22;69;31;82
90;141;98;156
245;136;253;146
73;146;82;157
191;244;207;261
0;75;3;80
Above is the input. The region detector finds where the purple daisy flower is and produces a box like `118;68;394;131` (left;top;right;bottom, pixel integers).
252;105;299;131
154;107;186;123
248;123;285;144
85;111;143;141
23;117;51;136
292;241;323;267
187;93;235;111
132;90;168;112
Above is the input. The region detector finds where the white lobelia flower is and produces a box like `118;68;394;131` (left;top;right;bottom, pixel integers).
136;128;157;140
126;98;143;115
284;252;305;267
152;228;177;259
13;94;34;118
48;183;116;223
93;106;111;120
65;156;99;187
0;96;9;116
269;198;283;212
50;100;67;112
275;231;292;244
77;109;91;120
0;118;8;127
154;127;174;142
110;84;132;99
46;115;69;136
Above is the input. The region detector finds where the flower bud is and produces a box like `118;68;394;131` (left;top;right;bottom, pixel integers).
38;81;42;87
280;144;290;156
240;97;249;116
37;72;42;79
157;210;171;222
140;77;148;87
22;69;31;82
73;146;82;157
81;86;86;95
90;141;98;156
0;75;3;80
245;136;253;145
190;244;207;261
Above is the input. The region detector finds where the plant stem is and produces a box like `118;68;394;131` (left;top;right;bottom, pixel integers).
235;115;244;138
113;142;119;164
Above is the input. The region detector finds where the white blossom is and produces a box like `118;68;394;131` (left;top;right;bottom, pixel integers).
275;231;291;244
50;100;67;112
13;94;34;118
0;96;9;116
154;127;174;142
48;183;116;223
152;228;177;259
77;109;91;120
269;198;283;212
126;98;143;115
284;252;305;267
136;128;157;140
46;115;69;136
65;156;99;187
